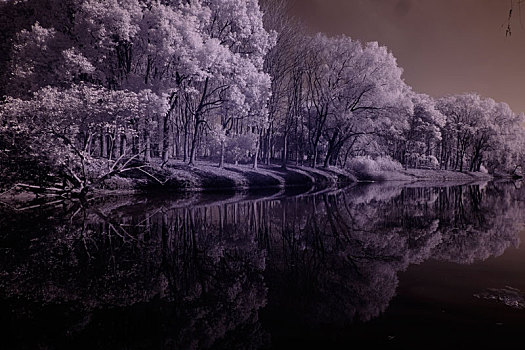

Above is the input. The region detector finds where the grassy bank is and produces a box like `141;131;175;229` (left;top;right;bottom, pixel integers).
352;168;493;183
99;160;357;194
0;158;500;208
103;161;496;195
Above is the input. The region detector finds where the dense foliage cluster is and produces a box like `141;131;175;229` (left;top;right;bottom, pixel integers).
0;0;524;193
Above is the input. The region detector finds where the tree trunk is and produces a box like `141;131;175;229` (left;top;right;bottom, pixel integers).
282;132;288;169
265;127;272;165
219;140;225;168
136;135;143;161
183;125;188;163
253;134;260;169
174;130;180;159
111;132;119;160
312;148;318;168
189;119;199;166
86;133;93;156
100;131;107;158
120;134;127;156
145;134;151;163
323;130;339;168
323;152;330;168
162;115;170;163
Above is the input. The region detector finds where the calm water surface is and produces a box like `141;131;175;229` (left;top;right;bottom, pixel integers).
1;182;525;348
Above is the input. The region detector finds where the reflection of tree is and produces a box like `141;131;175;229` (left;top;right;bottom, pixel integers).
0;201;268;349
0;182;524;348
261;187;438;325
158;207;268;350
260;183;523;326
433;185;521;264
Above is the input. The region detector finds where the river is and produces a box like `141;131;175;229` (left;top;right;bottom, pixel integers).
1;181;525;348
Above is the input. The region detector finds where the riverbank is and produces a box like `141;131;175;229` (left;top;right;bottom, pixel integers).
104;160;357;193
352;167;494;183
0;160;356;208
0;160;501;207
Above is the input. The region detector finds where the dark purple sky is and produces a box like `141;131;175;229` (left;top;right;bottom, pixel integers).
292;0;525;113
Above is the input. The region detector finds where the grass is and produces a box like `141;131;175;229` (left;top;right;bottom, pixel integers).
354;168;493;184
109;159;492;193
109;159;357;193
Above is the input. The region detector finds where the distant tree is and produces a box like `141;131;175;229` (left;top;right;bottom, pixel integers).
399;94;445;169
260;0;307;168
436;94;524;173
484;103;525;174
303;34;411;168
437;94;485;171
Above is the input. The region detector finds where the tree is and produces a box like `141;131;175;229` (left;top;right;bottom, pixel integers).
484;103;525;174
0;84;167;195
260;0;306;168
1;0;274;194
436;93;524;173
399;94;445;169
303;34;411;168
437;94;485;171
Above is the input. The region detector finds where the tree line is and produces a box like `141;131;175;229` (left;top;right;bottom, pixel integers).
1;0;524;194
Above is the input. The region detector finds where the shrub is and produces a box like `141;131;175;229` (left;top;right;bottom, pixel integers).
226;134;256;164
346;156;403;180
415;155;440;169
100;176;135;190
374;156;403;171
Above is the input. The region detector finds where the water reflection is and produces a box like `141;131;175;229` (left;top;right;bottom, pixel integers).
1;182;524;348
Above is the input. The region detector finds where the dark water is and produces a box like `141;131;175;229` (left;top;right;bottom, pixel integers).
1;181;525;349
